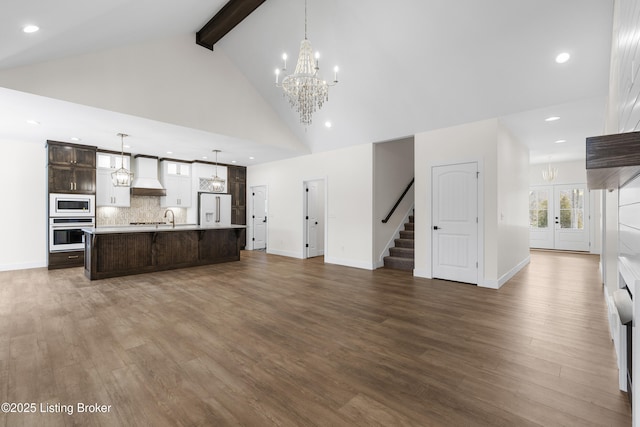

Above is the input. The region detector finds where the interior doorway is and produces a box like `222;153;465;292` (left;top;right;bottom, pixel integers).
431;162;479;285
303;179;325;259
251;185;267;251
529;184;590;251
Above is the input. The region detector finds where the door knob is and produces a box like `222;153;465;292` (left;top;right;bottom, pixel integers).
433;226;440;230
315;221;318;225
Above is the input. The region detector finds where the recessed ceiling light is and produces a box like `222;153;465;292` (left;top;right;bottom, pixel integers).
249;157;255;160
202;156;208;159
325;121;332;128
70;137;81;142
555;52;571;64
123;145;131;149
167;151;173;154
26;119;40;125
545;116;560;122
555;139;566;144
23;25;39;34
231;160;237;164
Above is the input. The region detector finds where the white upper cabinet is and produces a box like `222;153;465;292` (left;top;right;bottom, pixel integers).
96;152;131;207
160;160;192;207
97;152;130;170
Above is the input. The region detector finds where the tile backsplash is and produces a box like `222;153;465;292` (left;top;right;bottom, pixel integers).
97;196;187;226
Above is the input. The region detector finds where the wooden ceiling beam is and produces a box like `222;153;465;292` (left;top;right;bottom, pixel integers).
196;0;267;51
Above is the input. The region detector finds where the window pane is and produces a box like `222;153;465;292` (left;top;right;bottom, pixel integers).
559;189;584;229
529;189;549;229
538;209;548;228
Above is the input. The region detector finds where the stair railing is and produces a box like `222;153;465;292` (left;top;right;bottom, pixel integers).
382;178;414;223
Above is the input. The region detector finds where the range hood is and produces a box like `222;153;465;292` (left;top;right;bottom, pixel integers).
131;155;167;196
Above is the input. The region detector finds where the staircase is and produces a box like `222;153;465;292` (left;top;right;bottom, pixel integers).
383;214;414;271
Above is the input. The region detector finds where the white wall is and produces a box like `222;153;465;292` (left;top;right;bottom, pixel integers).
247;144;374;269
529;160;587;186
414;118;498;283
0;34;305;154
373;137;414;267
497;123;531;280
414;118;529;288
0;140;47;270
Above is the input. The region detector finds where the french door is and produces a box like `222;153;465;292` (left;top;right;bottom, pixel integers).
529;184;590;251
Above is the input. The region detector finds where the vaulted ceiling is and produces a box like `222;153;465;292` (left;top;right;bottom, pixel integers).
0;0;614;165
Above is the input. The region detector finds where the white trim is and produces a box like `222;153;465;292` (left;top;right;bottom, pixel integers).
603;286;627;391
480;255;530;289
267;248;304;259
248;184;268;251
430;160;483;286
302;176;328;259
413;268;431;278
324;256;375;270
375;205;414;268
0;261;47;272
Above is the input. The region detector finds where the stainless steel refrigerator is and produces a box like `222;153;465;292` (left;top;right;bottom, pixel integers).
198;192;231;227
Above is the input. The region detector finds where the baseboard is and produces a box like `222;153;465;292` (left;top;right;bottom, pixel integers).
480;255;530;289
266;248;304;259
0;261;47;272
324;256;375;270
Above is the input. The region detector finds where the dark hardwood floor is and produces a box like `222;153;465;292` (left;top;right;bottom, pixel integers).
0;250;631;426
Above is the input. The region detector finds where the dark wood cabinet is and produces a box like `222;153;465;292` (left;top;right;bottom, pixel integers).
47;141;97;194
49;165;96;194
48;251;84;269
227;166;246;248
154;232;199;266
228;166;246;221
49;143;96;168
84;228;244;280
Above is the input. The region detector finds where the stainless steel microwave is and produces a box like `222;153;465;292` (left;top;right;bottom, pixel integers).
49;193;95;217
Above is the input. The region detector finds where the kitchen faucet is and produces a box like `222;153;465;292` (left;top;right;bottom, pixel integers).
163;209;175;228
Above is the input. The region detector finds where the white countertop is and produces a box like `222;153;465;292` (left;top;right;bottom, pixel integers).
83;224;246;234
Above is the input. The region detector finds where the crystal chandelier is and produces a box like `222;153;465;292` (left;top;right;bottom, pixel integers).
542;159;558;182
211;149;225;192
275;0;338;126
112;133;134;187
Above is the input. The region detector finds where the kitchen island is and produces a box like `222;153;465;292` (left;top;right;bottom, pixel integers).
83;225;246;280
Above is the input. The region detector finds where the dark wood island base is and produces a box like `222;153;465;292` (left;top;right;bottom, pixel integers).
83;226;245;280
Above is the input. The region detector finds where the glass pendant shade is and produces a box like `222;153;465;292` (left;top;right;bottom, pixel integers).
112;133;134;187
211;176;225;192
112;167;133;186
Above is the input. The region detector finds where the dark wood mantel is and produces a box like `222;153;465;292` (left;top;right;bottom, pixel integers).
586;131;640;189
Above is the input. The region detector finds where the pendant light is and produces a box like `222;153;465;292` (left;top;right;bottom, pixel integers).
275;0;339;126
211;149;225;192
541;157;558;182
112;133;134;187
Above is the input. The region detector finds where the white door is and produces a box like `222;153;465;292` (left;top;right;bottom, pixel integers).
432;163;478;285
529;184;590;251
529;186;553;249
252;186;267;250
305;180;325;258
553;185;590;251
